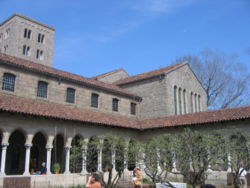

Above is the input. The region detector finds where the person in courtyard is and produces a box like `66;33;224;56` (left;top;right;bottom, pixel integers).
86;173;102;188
239;166;247;188
40;162;47;175
133;167;143;188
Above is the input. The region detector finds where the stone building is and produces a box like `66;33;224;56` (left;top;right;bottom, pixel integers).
0;14;249;187
0;14;55;66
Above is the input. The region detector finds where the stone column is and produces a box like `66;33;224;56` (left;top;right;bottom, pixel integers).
64;146;71;174
112;148;116;174
0;132;10;176
172;152;177;172
23;143;32;175
123;141;129;173
0;143;9;176
81;138;89;174
64;137;72;174
46;145;53;174
98;139;104;172
227;153;232;172
157;148;161;172
46;136;54;175
23;134;33;176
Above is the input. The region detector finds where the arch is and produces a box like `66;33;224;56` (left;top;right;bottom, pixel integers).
51;134;65;173
128;139;136;171
178;88;182;114
6;130;26;175
174;86;178;115
190;92;194;113
183;89;186;114
115;137;125;172
102;139;112;172
87;136;98;172
30;132;46;174
70;135;83;173
194;93;197;112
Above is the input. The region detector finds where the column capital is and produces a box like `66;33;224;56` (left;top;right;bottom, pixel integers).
1;142;9;147
46;145;53;150
24;143;32;148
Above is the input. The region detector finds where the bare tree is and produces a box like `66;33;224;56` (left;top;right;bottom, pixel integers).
173;50;250;109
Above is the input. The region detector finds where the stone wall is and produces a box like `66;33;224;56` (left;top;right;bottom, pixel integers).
120;64;207;120
96;69;129;83
0;64;139;118
0;15;54;66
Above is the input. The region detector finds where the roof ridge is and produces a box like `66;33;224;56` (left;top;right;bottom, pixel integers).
115;62;187;85
92;68;127;79
0;53;140;99
0;13;55;31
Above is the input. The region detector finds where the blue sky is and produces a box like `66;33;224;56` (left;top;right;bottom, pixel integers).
0;0;249;77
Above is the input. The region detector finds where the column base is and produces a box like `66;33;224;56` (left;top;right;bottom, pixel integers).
23;172;30;176
0;172;6;176
64;171;71;174
81;169;88;175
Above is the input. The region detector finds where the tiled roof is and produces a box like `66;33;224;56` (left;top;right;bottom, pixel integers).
92;68;128;80
141;106;250;129
0;95;140;129
0;94;249;130
115;62;187;85
0;14;55;31
0;53;140;100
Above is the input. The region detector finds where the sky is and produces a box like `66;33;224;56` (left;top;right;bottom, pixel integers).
0;0;250;77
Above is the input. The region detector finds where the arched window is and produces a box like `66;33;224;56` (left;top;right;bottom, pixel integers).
37;81;48;98
194;93;197;112
178;88;182;115
190;92;194;113
174;86;178;115
198;95;201;112
2;73;16;92
66;88;75;103
183;89;186;114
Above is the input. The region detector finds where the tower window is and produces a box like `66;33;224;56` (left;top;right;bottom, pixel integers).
36;49;44;60
23;45;31;56
112;98;119;112
66;88;75;103
37;81;48;98
24;28;32;39
2;73;16;92
38;33;45;43
91;93;99;108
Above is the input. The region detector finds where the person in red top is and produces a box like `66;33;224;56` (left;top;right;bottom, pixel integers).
86;173;102;188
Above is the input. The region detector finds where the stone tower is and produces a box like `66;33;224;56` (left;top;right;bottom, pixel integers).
0;14;55;66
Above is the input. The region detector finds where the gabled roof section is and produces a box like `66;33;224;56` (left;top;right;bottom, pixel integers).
0;14;55;31
0;53;141;100
0;95;140;129
142;105;250;129
92;68;128;80
0;94;249;131
115;62;187;85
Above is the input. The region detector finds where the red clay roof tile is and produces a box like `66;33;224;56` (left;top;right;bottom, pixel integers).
114;62;187;85
0;53;140;100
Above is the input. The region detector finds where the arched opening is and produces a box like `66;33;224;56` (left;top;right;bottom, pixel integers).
128;140;136;171
6;130;26;175
174;86;178;115
70;135;83;173
30;132;46;174
52;134;65;173
102;139;112;172
87;136;98;172
115;138;124;173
